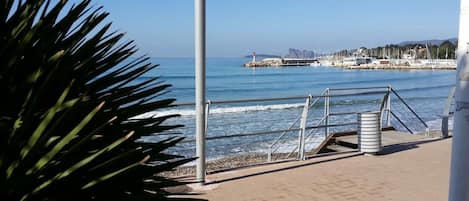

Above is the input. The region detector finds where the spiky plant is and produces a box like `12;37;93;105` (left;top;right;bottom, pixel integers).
0;0;195;200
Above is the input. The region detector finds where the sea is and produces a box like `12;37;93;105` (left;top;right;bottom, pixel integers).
136;57;456;160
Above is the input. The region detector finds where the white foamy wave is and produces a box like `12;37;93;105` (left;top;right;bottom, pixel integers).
426;117;454;131
132;103;304;119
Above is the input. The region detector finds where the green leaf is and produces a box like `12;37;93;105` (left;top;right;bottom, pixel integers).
27;101;105;174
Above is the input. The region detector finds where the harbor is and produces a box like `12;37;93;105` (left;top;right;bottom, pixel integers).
244;55;457;69
244;44;458;70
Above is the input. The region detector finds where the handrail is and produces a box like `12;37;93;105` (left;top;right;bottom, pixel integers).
173;86;436;166
267;85;433;162
174;90;389;107
329;86;390;91
267;90;327;161
390;88;429;129
390;111;414;134
283;116;329;159
304;115;328;140
268;90;327;150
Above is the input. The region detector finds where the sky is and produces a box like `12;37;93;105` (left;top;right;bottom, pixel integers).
88;0;460;57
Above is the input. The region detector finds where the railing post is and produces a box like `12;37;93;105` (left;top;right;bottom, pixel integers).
442;87;456;138
442;116;449;138
298;95;311;160
267;147;272;162
205;101;211;135
324;89;330;137
386;86;392;128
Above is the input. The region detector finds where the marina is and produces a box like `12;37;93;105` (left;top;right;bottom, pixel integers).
244;45;458;69
244;55;457;69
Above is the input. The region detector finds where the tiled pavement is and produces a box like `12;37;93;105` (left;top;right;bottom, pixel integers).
186;138;451;201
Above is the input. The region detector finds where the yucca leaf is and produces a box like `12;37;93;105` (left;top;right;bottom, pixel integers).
82;155;150;190
27;101;105;174
5;81;75;179
20;81;73;159
29;130;135;197
1;0;197;200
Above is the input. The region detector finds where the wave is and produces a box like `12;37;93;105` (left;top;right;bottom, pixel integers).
426;117;453;131
132;103;305;118
134;94;442;119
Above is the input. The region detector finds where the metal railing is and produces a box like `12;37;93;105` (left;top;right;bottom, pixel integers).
267;89;328;161
266;86;430;161
389;88;430;135
149;86;431;176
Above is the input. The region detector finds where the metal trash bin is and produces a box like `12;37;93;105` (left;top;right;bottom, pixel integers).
358;111;382;155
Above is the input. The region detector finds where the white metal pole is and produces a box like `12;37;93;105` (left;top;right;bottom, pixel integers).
325;89;330;137
386;86;392;127
298;96;310;160
195;0;206;184
449;0;469;200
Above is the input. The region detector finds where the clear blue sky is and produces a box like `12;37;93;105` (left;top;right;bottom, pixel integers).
89;0;459;57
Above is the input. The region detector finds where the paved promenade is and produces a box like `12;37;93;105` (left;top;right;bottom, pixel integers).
186;138;451;201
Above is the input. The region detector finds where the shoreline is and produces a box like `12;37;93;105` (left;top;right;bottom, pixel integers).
161;152;299;177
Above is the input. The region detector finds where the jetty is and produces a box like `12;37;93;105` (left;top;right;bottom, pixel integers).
244;57;320;67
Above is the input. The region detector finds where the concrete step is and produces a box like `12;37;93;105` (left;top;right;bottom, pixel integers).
335;138;358;149
326;144;357;152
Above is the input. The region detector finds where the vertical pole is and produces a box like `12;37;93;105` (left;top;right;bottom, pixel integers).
298;96;310;160
324;89;330;137
442;87;456;138
386;86;392;128
449;0;469;200
205;101;210;134
195;0;206;184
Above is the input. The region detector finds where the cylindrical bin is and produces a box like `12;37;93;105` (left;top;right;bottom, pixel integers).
358;111;382;155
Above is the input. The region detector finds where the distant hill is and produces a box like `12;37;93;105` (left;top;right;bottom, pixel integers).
398;38;457;46
285;48;316;58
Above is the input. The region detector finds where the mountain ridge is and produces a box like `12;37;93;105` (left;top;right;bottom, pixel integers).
398;38;457;46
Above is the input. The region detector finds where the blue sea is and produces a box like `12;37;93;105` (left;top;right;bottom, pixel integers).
138;57;456;159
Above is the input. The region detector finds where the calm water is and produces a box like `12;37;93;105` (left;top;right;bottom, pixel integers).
139;57;455;159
